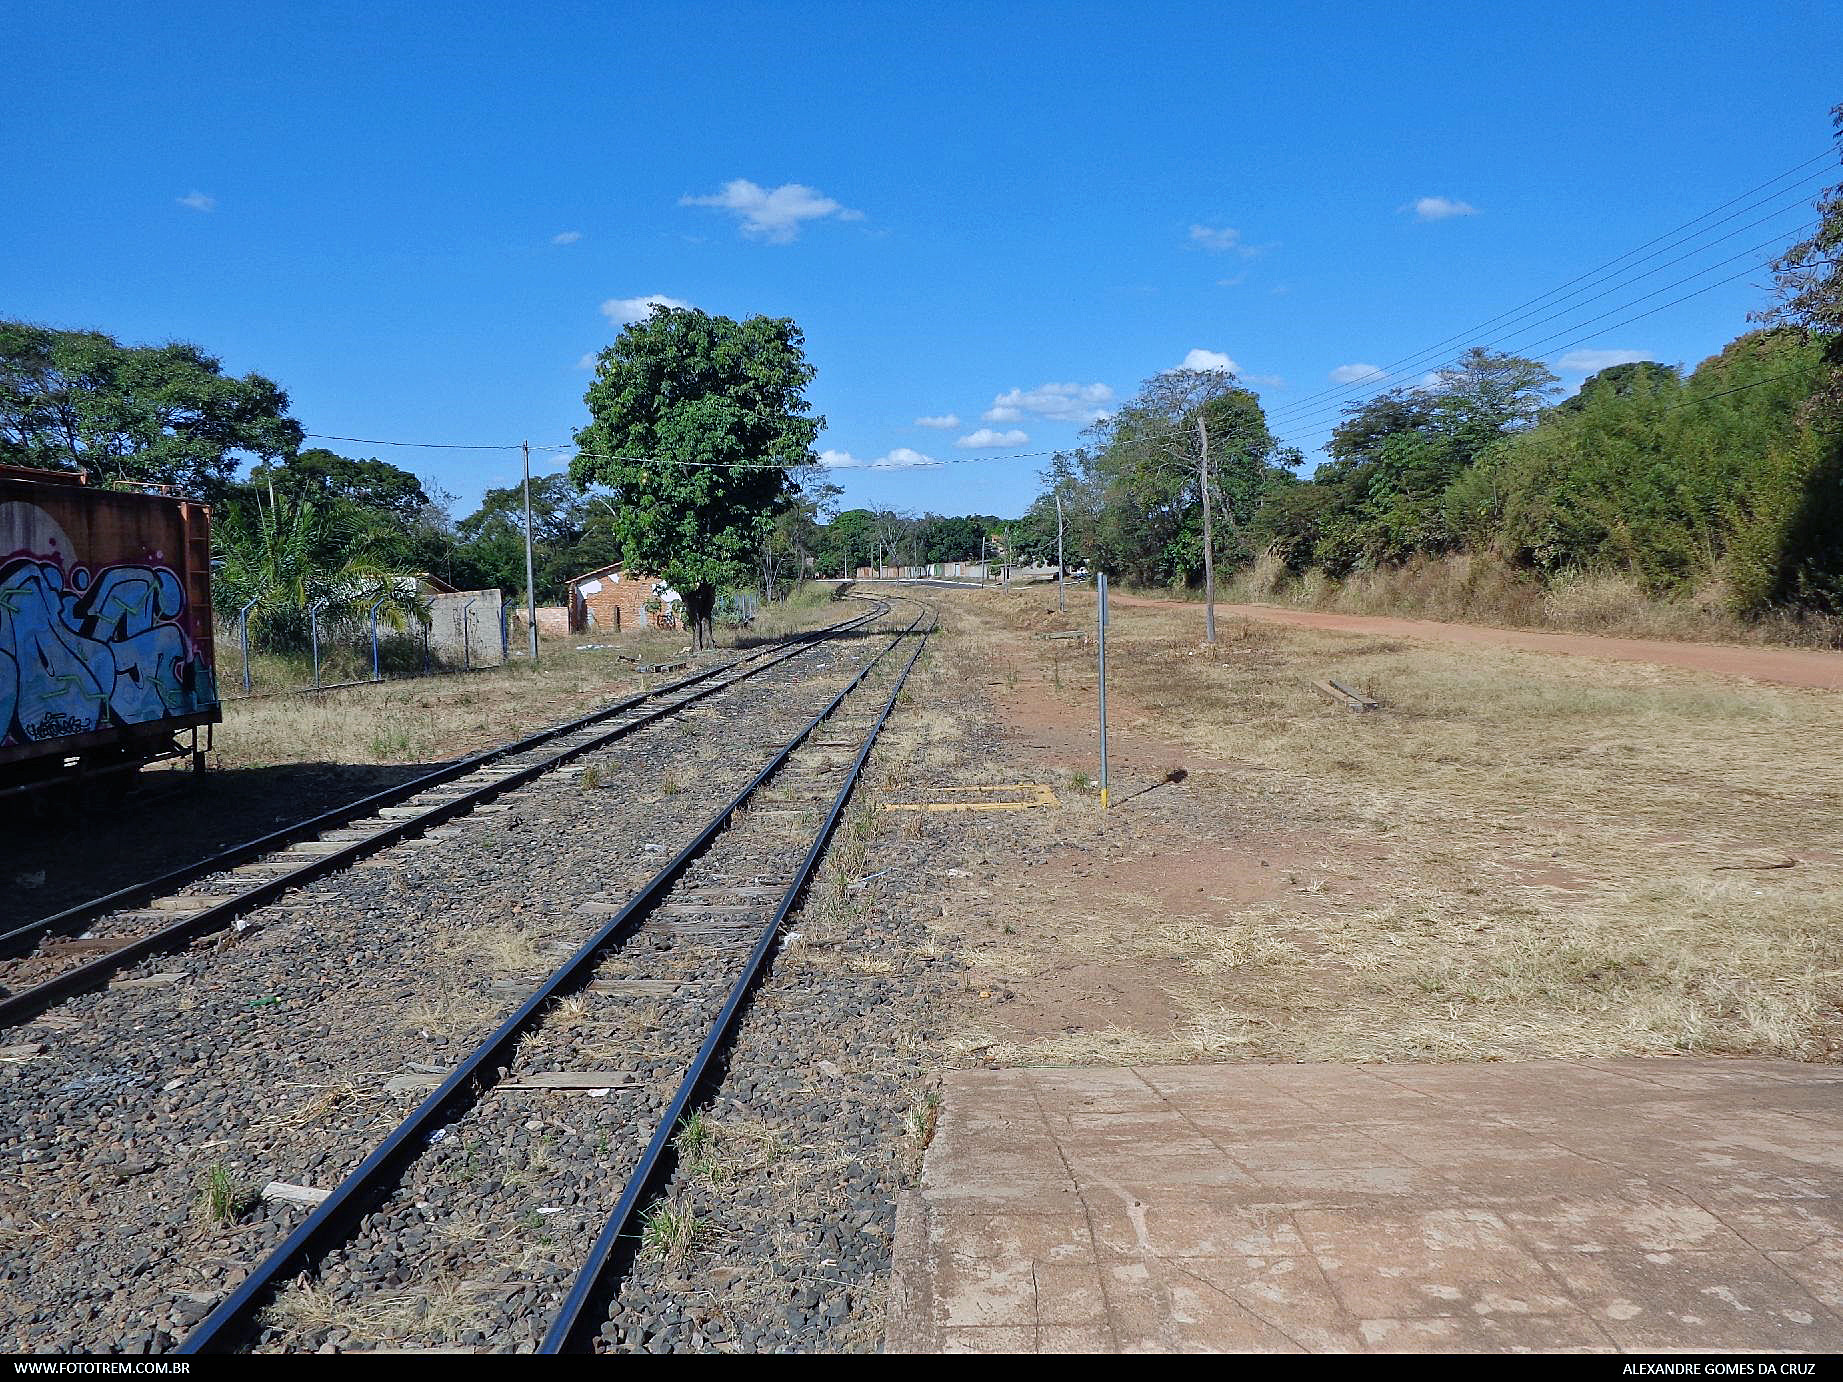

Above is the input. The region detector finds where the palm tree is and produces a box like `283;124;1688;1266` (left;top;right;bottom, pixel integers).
213;488;424;653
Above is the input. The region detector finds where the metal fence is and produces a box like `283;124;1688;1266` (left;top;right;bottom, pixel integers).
218;589;509;698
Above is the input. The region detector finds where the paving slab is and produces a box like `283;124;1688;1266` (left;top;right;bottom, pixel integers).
888;1060;1843;1353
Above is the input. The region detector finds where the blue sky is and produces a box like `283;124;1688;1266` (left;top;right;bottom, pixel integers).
7;1;1841;520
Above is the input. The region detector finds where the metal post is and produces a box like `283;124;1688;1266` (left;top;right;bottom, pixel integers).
462;597;477;671
309;600;325;690
368;598;389;682
500;601;511;663
1199;414;1216;645
521;441;540;664
1097;571;1109;811
238;597;259;694
980;535;987;587
1055;491;1066;614
421;598;434;675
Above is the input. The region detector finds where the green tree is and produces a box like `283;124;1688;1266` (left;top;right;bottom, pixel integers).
0;320;301;496
817;508;878;575
1318;347;1557;565
570;307;823;647
1072;368;1292;588
251;447;430;521
451;473;621;603
212;489;423;654
758;474;839;598
1754;102;1843;417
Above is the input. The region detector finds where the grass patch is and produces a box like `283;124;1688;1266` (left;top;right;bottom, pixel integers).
930;586;1843;1064
640;1200;703;1270
195;1163;255;1225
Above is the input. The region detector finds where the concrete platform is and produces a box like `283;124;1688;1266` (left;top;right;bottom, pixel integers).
888;1061;1843;1353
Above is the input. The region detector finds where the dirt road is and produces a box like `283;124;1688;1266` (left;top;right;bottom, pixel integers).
1110;595;1843;690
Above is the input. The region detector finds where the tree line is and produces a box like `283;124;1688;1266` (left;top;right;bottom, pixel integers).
0;313;1014;651
1028;112;1843;625
1029;329;1838;623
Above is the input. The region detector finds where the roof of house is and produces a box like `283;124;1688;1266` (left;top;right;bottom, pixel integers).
569;562;623;587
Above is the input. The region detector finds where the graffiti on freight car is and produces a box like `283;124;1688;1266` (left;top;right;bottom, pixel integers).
0;554;219;747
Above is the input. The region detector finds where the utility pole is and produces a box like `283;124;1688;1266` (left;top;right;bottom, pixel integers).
1055;491;1066;614
522;441;540;663
1096;571;1110;811
1198;415;1216;645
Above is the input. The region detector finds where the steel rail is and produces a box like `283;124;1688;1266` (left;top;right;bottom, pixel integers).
2;603;883;963
542;610;935;1353
178;608;929;1354
0;604;890;1032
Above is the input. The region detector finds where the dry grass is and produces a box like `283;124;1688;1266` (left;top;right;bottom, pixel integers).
213;595;852;772
264;1271;499;1349
927;587;1843;1065
399;985;501;1039
1216;552;1843;650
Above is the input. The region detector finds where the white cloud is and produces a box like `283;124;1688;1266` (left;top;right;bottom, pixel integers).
1180;349;1237;373
1404;195;1479;222
679;179;863;243
576;352;598;371
177;191;216;212
1189;223;1260;255
1557;348;1651;373
955;428;1029;450
914;414;960;429
819;447;941;470
552;230;583;245
982;382;1115;425
1330;362;1385;385
601;293;694;325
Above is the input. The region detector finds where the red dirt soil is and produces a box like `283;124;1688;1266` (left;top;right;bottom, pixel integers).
1111;595;1843;691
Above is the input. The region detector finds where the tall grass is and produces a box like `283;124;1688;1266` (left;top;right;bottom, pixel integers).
1214;552;1843;649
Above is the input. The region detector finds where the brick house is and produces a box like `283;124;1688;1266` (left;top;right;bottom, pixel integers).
567;563;681;634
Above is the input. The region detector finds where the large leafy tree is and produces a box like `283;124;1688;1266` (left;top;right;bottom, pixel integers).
816;508;878;575
1318;347;1556;565
0;320;301;496
1075;368;1293;588
252;447;430;521
570;307;823;647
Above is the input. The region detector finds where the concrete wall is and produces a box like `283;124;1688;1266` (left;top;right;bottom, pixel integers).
428;589;504;667
511;605;570;638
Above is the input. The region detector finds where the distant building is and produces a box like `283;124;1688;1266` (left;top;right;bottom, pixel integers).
567;563;681;634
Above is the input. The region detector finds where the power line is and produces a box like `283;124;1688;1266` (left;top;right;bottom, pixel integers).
1263;189;1824;427
1261;147;1839;423
1658;365;1822;413
1268;224;1813;435
537;442;1066;472
304;431;524;451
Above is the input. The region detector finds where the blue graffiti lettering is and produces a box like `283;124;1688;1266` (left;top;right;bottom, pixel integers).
0;556;217;747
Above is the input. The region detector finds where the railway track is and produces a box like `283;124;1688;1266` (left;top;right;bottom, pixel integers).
0;601;890;1032
161;604;933;1353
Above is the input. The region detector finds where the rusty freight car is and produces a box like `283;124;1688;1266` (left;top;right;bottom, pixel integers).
0;465;220;800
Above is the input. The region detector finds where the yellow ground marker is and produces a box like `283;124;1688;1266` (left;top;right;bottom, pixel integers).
881;782;1059;813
